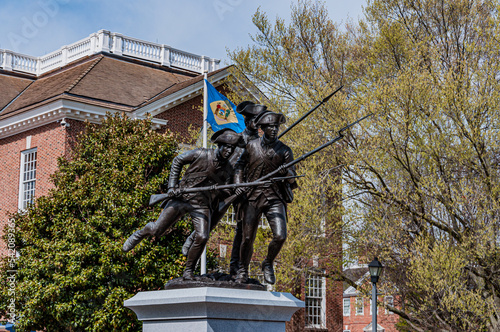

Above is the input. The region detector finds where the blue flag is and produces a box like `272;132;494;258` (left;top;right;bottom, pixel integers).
205;79;245;133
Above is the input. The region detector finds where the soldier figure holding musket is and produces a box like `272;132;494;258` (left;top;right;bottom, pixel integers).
181;101;267;275
122;128;244;280
234;110;297;284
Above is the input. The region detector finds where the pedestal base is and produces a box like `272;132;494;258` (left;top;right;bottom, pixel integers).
124;287;305;332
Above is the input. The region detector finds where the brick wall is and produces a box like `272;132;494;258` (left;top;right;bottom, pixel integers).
154;95;203;142
0;122;67;256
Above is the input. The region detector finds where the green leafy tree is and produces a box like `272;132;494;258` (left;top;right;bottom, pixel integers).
0;114;189;331
229;0;500;330
342;0;500;330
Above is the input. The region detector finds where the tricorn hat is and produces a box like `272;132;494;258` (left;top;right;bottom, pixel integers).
237;102;267;118
254;111;286;126
235;101;254;114
210;128;245;147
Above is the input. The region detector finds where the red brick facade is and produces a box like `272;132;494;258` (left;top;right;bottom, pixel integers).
0;122;65;256
342;295;399;332
154;95;203;142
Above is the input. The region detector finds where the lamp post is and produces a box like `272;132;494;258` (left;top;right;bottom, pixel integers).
368;257;383;332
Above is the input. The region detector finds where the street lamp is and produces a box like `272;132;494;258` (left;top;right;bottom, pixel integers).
368;257;383;332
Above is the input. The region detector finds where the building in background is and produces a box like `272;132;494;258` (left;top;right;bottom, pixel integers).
342;265;399;332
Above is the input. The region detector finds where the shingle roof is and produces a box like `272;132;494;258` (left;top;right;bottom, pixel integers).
0;53;212;120
0;73;34;111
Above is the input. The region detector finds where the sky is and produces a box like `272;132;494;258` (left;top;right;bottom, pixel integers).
0;0;367;65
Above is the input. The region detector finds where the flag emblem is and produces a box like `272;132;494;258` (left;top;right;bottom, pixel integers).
205;79;245;133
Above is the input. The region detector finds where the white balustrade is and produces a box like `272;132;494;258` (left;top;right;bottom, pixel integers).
67;38;93;61
39;51;63;73
0;30;220;76
122;36;162;62
12;54;37;74
170;49;203;72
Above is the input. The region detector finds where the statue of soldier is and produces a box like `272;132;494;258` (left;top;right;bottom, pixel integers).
181;101;267;276
122;128;244;280
234;110;297;284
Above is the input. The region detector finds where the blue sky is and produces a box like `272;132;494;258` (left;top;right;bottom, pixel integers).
0;0;366;65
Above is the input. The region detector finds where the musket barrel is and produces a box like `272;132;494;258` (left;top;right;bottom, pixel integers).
278;86;343;139
256;113;372;183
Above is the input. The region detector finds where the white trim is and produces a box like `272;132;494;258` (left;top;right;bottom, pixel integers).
0;30;220;75
18;148;37;210
385;296;394;314
343;298;351;316
355;297;364;315
134;69;230;117
305;273;326;328
344;286;357;296
0;100;168;139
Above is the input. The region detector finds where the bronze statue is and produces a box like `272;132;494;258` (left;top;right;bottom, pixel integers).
181;101;267;275
234;111;298;284
122;128;244;280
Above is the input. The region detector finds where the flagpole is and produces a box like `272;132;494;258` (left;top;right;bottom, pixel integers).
201;71;208;275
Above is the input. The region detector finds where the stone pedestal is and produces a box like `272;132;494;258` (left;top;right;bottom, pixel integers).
124;287;304;332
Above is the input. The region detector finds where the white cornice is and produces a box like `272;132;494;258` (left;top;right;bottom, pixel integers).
0;100;167;139
134;69;231;117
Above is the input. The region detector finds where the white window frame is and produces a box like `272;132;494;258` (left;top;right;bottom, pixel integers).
355;297;364;315
385;296;394;314
18;148;37;210
222;205;268;228
343;298;351;316
305;273;326;328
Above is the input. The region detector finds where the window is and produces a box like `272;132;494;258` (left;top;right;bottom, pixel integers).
222;205;236;224
385;296;394;314
355;297;364;315
343;298;351;316
222;206;268;227
305;273;326;328
18;148;37;210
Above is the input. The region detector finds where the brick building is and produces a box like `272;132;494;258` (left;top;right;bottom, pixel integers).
0;30;344;331
0;30;229;251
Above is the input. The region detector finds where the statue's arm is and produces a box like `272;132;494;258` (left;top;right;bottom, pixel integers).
234;148;249;185
167;149;201;188
283;147;297;183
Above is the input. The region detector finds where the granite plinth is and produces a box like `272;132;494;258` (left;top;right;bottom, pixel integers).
124;286;304;332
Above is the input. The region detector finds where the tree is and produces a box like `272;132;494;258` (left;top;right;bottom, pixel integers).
229;0;500;330
343;0;500;330
227;1;351;292
0;114;188;331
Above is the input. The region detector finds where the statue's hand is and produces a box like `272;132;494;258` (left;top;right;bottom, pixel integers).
167;188;180;198
278;165;288;176
235;187;248;196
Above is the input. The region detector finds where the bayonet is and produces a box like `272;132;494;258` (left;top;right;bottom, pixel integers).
278;85;343;139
